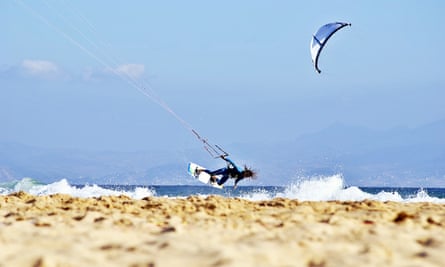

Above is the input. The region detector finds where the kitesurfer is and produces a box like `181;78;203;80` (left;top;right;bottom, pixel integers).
199;156;256;188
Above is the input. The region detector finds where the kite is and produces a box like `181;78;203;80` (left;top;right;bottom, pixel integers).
310;22;351;73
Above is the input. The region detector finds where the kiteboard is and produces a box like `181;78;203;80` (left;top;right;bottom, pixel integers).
187;162;223;189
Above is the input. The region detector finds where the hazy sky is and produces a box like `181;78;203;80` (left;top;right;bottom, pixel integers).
2;1;445;153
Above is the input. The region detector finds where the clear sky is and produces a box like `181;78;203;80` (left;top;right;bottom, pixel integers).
1;1;445;154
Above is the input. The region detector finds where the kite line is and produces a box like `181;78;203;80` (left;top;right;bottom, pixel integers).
15;0;227;158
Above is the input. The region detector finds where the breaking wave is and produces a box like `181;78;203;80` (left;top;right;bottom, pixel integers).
239;174;445;203
1;175;444;203
0;178;155;199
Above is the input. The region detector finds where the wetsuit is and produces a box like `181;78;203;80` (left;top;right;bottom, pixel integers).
207;157;244;186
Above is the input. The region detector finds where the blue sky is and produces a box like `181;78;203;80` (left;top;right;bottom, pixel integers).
1;1;445;154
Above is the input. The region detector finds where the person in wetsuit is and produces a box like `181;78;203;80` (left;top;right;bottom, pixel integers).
205;156;256;188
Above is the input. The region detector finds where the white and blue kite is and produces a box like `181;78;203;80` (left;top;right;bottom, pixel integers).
310;22;351;73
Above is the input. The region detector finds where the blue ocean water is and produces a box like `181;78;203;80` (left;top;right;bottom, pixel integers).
1;175;445;203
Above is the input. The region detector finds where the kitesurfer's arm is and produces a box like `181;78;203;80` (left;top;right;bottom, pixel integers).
233;177;243;189
220;156;242;173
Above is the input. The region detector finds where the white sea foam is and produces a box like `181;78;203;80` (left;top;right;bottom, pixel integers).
1;178;156;199
404;188;444;203
239;188;275;201
239;174;445;203
1;176;444;203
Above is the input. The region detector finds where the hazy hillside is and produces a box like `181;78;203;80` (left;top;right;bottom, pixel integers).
285;119;445;186
1;119;444;187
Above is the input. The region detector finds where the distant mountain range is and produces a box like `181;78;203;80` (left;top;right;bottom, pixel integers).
288;119;445;187
1;119;444;187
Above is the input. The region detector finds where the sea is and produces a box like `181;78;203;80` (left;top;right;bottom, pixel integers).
1;174;445;203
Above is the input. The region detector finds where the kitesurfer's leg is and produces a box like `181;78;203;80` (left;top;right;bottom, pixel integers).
208;168;227;185
217;174;229;186
195;167;204;175
208;168;227;176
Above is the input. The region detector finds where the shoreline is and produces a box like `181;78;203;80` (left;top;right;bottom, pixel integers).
1;192;445;266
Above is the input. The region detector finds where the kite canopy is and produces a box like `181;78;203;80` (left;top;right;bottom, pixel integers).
310;22;351;73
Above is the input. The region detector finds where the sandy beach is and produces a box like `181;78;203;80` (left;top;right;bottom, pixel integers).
1;192;444;267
